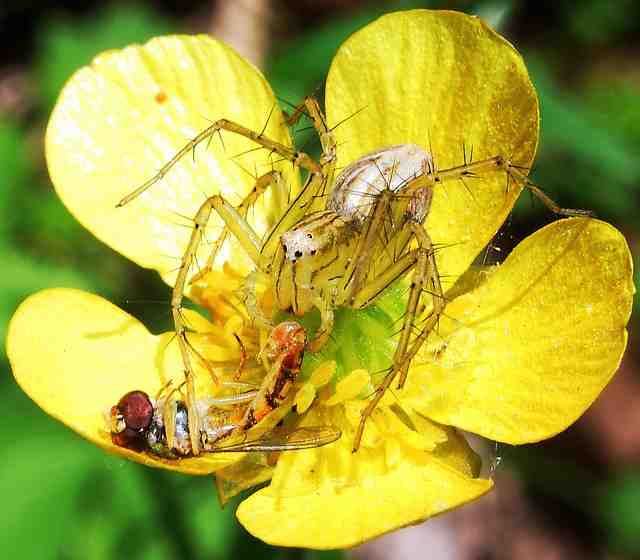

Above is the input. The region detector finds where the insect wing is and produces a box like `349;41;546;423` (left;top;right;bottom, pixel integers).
210;425;341;453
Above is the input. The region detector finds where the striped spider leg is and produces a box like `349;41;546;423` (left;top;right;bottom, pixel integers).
348;149;595;450
118;96;592;454
118;97;337;455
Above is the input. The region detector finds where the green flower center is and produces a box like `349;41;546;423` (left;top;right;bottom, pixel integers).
277;281;407;384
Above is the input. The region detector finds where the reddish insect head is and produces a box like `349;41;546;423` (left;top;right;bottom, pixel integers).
263;321;307;367
116;390;154;430
110;390;154;451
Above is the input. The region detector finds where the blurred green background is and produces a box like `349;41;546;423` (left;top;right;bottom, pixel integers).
1;1;638;558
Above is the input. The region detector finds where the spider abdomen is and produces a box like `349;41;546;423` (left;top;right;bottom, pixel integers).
327;143;433;225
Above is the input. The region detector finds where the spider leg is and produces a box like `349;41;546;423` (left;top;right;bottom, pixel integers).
351;223;444;452
120;99;338;455
117;118;322;207
340;189;395;299
172;193;266;455
406;155;592;217
396;225;445;388
307;291;335;352
283;97;337;164
190;169;286;284
260;97;337;262
506;166;593;217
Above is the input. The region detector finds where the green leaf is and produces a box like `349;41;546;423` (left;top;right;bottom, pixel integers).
599;472;640;554
568;0;637;45
0;120;32;237
527;59;640;218
267;0;433;102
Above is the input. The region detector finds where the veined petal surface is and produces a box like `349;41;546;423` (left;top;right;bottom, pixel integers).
46;35;296;284
238;406;491;548
406;218;634;443
326;10;538;290
7;288;240;474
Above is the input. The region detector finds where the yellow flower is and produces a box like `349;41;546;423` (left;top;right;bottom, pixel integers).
6;9;634;549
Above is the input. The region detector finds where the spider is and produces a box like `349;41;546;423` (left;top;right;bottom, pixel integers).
118;97;590;454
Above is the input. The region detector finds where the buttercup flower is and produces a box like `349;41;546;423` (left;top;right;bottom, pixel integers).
6;10;634;549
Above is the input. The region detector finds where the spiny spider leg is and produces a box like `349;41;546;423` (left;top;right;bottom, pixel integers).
189;169;286;285
418;155;593;217
141;102;337;455
171;190;269;454
118;87;592;457
258;97;337;263
396;226;445;389
117;117;322;208
283;97;336;161
340;188;396;298
350;151;590;451
351;222;444;452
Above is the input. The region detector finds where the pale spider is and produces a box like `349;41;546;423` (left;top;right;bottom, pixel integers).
118;97;590;454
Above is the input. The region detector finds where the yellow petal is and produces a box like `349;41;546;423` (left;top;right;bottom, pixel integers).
46;35;297;284
406;218;634;443
6;288;242;474
179;307;216;332
215;455;275;507
326;10;538;288
237;408;491;548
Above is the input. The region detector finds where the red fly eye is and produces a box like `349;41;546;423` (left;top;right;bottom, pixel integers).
117;391;153;431
111;428;147;452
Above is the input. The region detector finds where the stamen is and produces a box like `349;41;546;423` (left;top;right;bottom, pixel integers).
309;360;337;388
294;383;316;414
325;369;370;406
